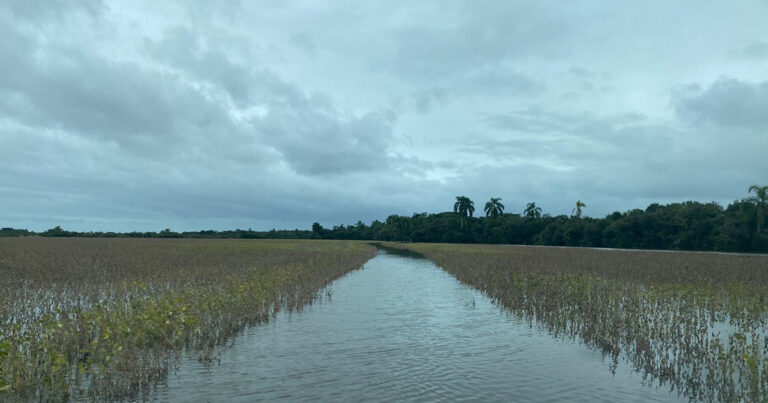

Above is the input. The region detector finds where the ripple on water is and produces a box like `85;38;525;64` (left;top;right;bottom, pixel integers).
149;252;687;403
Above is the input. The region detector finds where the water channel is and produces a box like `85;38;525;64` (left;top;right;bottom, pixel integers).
151;250;686;402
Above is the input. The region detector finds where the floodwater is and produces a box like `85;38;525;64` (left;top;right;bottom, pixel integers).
150;251;686;402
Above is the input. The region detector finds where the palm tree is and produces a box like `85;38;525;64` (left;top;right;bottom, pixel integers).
749;185;768;232
524;202;542;219
484;197;505;218
571;200;586;218
454;196;475;217
453;196;475;229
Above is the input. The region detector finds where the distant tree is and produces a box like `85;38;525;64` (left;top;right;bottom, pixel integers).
453;196;475;217
749;185;768;232
386;215;411;241
453;196;475;229
572;200;586;218
484;197;505;218
311;222;324;238
42;226;67;237
524;202;542;219
0;227;32;237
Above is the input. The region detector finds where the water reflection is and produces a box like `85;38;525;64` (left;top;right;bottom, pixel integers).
152;251;685;402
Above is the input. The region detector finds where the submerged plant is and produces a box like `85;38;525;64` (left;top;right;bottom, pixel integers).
394;242;768;402
0;238;375;400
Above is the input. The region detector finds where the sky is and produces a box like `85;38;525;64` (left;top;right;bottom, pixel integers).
1;1;767;232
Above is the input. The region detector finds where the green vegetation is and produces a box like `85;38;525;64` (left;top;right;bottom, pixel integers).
453;196;475;218
484;197;505;218
314;190;768;253
572;200;586;218
453;196;475;229
0;238;374;401
388;242;768;401
749;185;768;233
524;201;542;219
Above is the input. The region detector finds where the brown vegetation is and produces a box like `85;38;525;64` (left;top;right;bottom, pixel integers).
0;238;375;401
391;243;768;402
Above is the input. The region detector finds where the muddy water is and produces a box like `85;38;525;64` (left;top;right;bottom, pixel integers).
151;251;685;402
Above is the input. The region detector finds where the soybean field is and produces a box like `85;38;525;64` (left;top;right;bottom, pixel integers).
392;242;768;401
0;238;375;401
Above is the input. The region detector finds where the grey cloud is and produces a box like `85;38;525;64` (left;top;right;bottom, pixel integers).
564;67;611;94
2;0;766;232
463;69;542;95
467;106;759;208
1;8;397;177
484;109;647;136
2;0;103;22
674;78;768;130
411;88;447;113
289;32;316;55
146;27;274;106
453;139;753;220
1;120;324;230
0;26;242;157
262;110;396;175
144;26;399;176
410;69;542;112
387;3;569;80
732;41;768;60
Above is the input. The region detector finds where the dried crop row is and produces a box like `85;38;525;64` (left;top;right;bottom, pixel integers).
392;243;768;402
0;238;375;401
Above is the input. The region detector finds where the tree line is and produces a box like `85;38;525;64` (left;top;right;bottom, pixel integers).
313;186;768;253
2;185;766;253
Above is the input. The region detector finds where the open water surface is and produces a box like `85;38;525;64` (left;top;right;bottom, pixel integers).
151;251;686;402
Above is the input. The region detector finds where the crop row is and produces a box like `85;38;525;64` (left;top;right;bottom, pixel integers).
0;238;375;401
393;243;768;402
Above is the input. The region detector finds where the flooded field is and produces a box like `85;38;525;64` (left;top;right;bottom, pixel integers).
155;251;684;402
3;239;762;401
395;243;768;401
0;238;375;400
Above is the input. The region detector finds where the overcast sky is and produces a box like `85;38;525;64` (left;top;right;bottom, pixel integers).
1;1;767;232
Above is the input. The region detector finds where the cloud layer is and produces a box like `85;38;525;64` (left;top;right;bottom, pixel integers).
1;1;767;231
